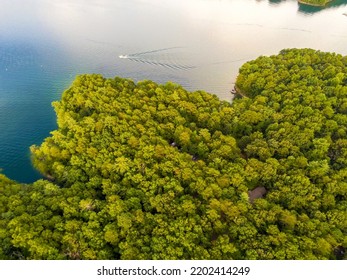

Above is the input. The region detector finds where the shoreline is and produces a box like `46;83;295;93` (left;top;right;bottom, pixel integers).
298;0;333;7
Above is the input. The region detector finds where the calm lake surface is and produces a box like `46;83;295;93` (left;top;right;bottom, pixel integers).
1;0;347;183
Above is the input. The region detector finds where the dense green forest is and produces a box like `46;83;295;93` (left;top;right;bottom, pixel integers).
0;48;346;260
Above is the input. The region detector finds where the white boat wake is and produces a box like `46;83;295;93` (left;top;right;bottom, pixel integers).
118;47;196;71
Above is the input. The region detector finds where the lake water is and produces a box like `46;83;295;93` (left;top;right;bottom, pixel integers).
1;0;347;183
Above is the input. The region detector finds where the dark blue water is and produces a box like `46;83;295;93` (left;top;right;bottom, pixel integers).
1;0;347;183
0;38;73;182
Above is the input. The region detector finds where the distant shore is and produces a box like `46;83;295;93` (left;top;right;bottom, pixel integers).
298;0;333;7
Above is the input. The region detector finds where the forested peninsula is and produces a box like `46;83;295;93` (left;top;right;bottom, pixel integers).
0;48;346;260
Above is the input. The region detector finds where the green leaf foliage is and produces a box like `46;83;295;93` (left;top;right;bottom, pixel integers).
0;48;346;259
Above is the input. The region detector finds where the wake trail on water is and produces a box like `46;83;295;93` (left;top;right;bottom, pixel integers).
128;57;195;70
118;47;252;71
128;47;184;57
119;47;197;71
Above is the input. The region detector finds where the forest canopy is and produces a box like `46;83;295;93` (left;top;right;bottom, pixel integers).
0;48;346;260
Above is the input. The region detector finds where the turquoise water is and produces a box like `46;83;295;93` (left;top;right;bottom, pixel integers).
1;0;347;183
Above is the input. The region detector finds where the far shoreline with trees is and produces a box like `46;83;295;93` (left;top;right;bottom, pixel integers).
298;0;333;6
